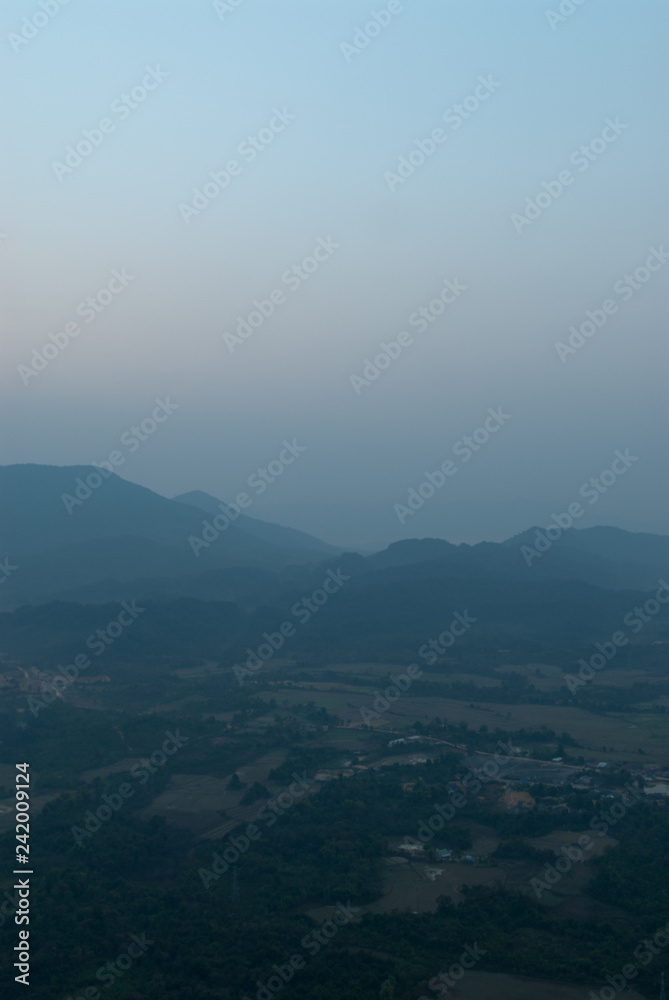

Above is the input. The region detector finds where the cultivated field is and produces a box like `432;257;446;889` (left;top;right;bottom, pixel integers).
257;681;669;764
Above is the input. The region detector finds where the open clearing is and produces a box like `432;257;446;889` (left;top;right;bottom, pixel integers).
257;685;669;764
138;748;321;839
362;858;510;914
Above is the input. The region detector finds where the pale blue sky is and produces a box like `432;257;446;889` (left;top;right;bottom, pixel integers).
1;0;667;547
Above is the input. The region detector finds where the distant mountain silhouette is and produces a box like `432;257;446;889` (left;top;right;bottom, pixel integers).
1;464;666;611
173;490;339;555
0;465;339;609
503;524;669;590
361;529;668;592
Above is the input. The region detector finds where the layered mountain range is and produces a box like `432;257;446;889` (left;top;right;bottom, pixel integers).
1;466;667;653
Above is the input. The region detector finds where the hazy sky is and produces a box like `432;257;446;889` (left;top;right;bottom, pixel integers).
2;0;667;548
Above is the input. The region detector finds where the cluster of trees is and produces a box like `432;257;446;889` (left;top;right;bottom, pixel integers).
3;765;668;998
2;705;669;998
2;592;668;997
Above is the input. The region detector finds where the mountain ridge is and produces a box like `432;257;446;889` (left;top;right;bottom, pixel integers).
1;463;666;611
